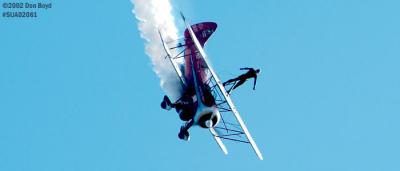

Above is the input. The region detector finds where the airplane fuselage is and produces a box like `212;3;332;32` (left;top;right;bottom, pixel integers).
179;22;220;128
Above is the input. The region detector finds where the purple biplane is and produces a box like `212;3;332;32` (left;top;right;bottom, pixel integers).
159;13;263;160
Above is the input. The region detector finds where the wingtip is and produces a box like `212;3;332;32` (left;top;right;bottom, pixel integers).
257;153;264;160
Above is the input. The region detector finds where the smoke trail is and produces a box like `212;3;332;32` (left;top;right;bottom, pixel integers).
132;0;183;101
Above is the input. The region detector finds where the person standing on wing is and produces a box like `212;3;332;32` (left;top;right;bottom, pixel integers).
223;67;260;90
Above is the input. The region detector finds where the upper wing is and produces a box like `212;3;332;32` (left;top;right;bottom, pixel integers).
180;12;263;160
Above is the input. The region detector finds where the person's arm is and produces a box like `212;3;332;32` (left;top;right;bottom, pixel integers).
253;75;257;90
240;67;251;70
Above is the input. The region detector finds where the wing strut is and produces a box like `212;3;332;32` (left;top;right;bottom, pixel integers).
158;30;187;88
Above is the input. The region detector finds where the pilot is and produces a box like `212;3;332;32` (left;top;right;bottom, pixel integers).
223;67;260;90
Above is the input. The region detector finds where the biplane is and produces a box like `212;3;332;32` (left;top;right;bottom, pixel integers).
158;12;263;160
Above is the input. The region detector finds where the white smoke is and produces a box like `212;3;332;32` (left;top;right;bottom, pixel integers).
132;0;183;101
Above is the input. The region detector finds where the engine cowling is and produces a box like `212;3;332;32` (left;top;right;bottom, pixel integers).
196;106;221;128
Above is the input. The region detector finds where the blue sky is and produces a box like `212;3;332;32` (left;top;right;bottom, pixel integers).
1;0;400;170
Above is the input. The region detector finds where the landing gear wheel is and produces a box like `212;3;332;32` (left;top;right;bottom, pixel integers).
160;95;172;110
178;128;190;141
160;101;167;109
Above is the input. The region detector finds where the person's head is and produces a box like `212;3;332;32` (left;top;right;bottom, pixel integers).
256;69;261;73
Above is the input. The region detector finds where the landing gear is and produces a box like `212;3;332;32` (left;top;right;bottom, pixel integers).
178;126;190;141
160;95;172;110
178;119;193;141
160;95;195;141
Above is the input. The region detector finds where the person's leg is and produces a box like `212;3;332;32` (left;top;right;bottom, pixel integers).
223;77;240;86
232;79;246;90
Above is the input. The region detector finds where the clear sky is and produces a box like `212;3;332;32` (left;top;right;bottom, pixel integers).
1;0;400;170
